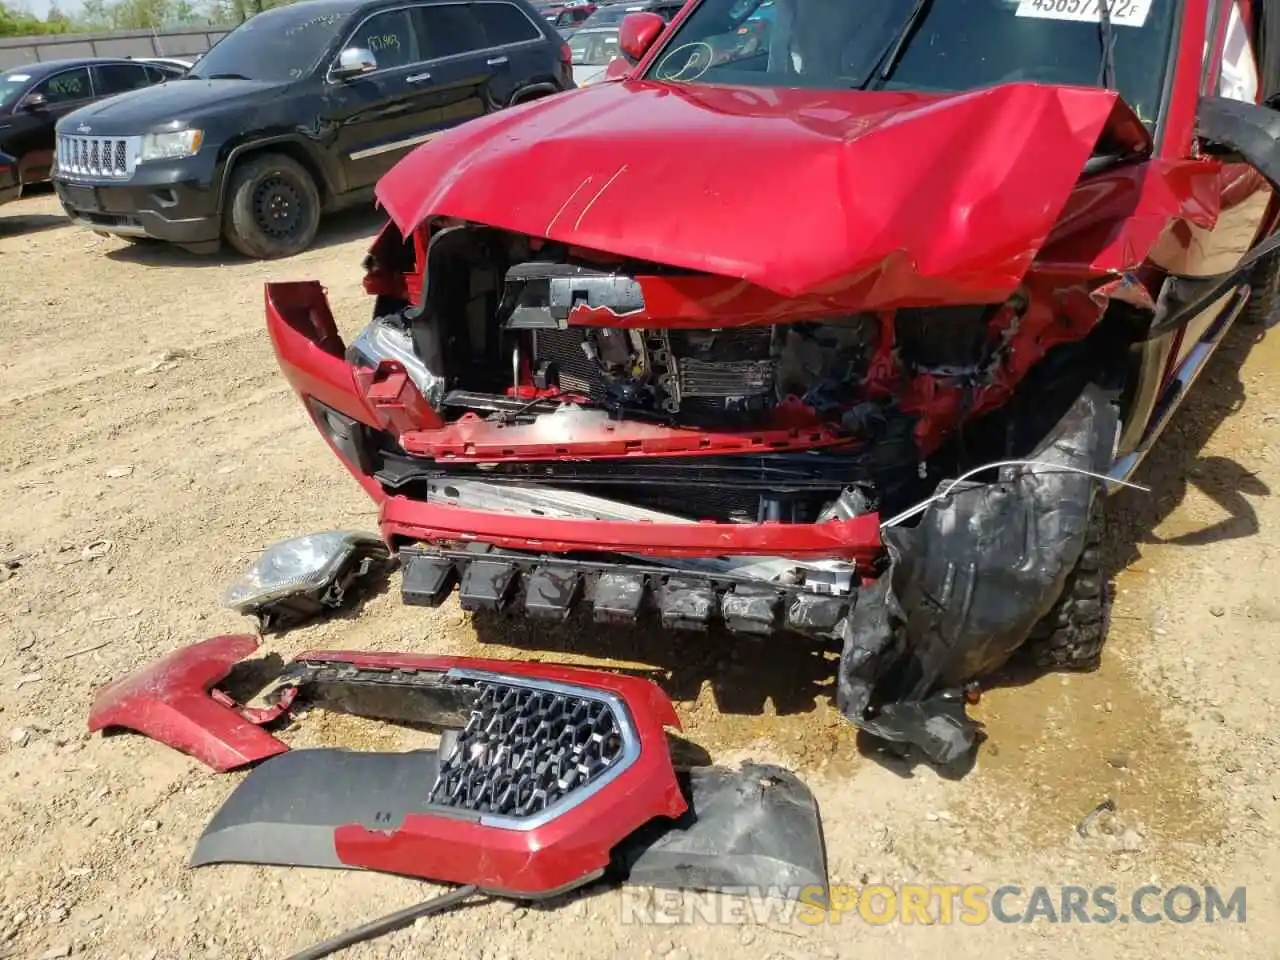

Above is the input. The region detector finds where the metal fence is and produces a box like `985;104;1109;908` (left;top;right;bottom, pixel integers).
0;26;231;70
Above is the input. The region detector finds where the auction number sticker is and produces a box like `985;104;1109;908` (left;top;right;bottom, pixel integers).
1015;0;1151;28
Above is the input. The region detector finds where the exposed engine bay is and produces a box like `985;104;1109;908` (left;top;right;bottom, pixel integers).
354;225;1076;536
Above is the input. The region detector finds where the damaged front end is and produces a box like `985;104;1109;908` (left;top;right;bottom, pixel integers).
264;81;1243;766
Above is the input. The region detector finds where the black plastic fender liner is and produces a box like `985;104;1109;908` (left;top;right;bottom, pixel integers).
611;763;828;902
836;384;1121;767
191;749;441;870
190;752;828;901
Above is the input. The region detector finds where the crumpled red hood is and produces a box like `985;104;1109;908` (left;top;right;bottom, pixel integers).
375;80;1152;303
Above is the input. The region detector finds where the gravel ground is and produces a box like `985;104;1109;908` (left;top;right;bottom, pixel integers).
1;189;1278;960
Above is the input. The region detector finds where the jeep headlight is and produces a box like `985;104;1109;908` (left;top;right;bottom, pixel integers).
139;129;203;162
221;530;389;616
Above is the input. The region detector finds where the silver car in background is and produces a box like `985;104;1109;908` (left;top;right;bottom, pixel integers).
569;26;620;85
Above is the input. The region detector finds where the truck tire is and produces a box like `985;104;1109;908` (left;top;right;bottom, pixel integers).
1240;250;1280;326
222;153;320;260
1020;496;1109;671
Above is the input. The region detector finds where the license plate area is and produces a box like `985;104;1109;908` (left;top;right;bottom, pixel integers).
62;184;100;213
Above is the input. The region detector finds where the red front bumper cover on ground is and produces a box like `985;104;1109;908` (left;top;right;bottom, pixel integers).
88;639;827;902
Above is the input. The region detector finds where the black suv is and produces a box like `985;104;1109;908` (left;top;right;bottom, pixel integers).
51;0;573;259
1;58;184;188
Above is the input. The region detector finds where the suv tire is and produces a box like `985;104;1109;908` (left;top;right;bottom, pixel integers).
1020;495;1109;671
1240;250;1280;326
223;153;321;259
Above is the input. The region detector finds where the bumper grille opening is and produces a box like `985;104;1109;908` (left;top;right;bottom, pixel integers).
79;213;142;229
428;678;625;819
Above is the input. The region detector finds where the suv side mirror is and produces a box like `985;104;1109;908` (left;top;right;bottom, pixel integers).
332;47;378;80
619;12;666;64
21;92;48;112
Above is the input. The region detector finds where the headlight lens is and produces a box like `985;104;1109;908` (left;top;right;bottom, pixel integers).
221;531;386;613
139;129;203;162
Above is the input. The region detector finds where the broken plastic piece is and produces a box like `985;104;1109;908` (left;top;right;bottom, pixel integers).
856;690;981;768
86;634;289;772
613;763;828;900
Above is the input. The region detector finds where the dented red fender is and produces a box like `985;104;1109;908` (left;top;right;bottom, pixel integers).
375;81;1155;304
87;635;290;772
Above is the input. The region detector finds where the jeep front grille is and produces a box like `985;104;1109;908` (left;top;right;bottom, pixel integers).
56;135;140;180
427;674;631;825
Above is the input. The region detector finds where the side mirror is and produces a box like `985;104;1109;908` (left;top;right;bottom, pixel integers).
332;47;378;80
619;11;666;64
21;92;48;112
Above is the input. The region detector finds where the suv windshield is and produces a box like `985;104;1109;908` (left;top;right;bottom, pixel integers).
188;5;353;83
0;72;30;111
582;5;639;27
644;0;1178;125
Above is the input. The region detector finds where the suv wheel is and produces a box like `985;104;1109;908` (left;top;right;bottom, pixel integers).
223;153;320;259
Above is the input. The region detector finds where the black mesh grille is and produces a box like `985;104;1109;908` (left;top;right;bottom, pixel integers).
427;680;625;818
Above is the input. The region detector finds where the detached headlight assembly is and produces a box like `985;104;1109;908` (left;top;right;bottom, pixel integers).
139;128;204;162
221;531;392;630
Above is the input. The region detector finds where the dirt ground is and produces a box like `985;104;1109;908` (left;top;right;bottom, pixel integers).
1;188;1279;960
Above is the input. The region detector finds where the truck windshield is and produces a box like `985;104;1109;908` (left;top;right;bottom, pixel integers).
188;5;352;83
644;0;1178;126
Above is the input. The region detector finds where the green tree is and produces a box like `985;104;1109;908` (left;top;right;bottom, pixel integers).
206;0;296;24
74;0;206;30
0;1;70;35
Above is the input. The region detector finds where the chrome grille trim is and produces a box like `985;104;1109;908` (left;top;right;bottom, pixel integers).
55;134;141;180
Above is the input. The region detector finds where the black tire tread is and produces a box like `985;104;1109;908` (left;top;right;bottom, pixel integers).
1022;498;1109;671
1240;249;1280;326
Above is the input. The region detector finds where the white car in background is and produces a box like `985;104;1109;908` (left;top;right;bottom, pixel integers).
131;56;195;75
569;26;621;86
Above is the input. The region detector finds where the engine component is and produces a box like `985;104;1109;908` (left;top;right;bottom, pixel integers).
777;317;879;406
894;305;994;372
501;261;646;329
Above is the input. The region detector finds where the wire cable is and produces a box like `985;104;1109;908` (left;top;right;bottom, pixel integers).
879;458;1150;531
283;884;483;960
